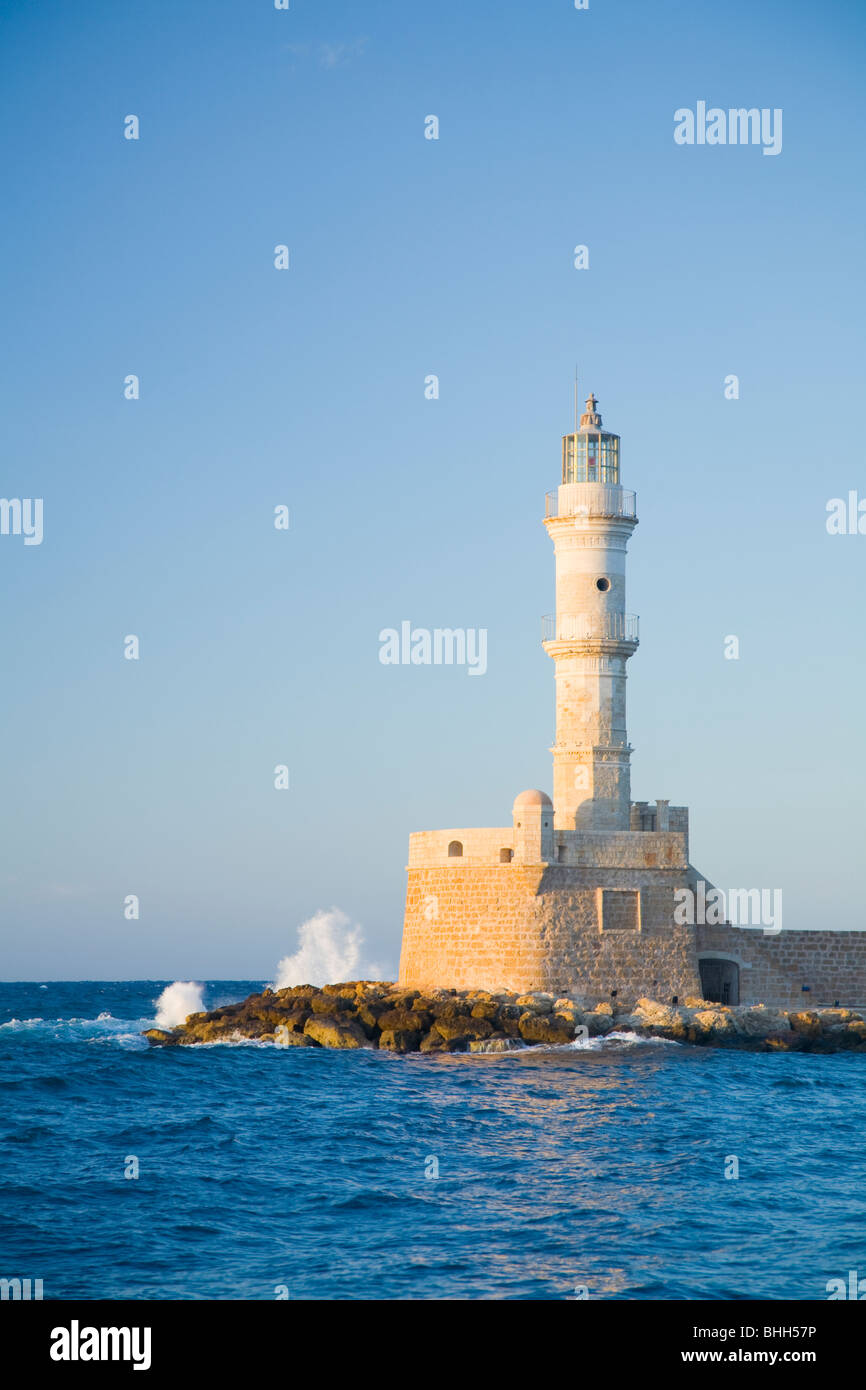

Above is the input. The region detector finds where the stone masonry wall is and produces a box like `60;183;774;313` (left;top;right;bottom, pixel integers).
697;923;866;1009
400;866;866;1008
399;864;702;999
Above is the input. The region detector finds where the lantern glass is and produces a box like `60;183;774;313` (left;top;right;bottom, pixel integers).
561;432;620;485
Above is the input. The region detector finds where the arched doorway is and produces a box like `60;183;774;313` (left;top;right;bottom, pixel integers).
699;957;740;1006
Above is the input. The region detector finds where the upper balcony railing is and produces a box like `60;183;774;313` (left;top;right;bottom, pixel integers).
542;612;640;644
545;483;637;520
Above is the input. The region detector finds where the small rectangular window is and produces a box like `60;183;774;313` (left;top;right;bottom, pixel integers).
601;890;639;932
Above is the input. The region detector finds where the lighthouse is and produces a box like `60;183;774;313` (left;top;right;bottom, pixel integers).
543;394;639;833
399;385;707;1000
397;383;854;1007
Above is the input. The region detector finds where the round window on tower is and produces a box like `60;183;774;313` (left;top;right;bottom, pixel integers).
596;577;611;592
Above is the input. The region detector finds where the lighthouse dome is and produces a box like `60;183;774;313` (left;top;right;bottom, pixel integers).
513;789;552;808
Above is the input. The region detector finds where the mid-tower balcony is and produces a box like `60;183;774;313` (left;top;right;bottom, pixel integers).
542;612;640;645
545;482;637;520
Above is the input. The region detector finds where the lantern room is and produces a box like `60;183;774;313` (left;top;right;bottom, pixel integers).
561;393;620;485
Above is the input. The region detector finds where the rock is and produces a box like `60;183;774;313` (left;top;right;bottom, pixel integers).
515;993;553;1013
433;1000;472;1020
355;1002;385;1032
436;1015;493;1041
434;1016;475;1041
818;1008;863;1029
518;1012;576;1045
732;1005;791;1038
761;1031;802;1052
495;1002;522;1020
470;1001;500;1020
279;1008;311;1033
273;1029;317;1047
186;1018;247;1043
689;1009;738;1044
321;983;358;999
610;1012;641;1032
143;984;866;1056
303;1015;367;1048
789;1010;822;1039
310;993;351;1014
466;1018;494;1039
379;1027;421;1053
822;1021;866;1050
553;1004;583;1025
585;1010;615;1037
435;1033;471;1052
633;997;678;1029
251;1006;300;1029
378;1008;432;1033
384;990;420;1010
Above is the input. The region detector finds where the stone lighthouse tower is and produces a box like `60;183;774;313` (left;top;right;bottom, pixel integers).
400;385;707;1000
542;394;639;832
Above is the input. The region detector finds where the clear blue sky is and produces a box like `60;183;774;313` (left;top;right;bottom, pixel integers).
1;0;864;979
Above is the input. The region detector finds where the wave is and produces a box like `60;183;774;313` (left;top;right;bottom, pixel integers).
273;908;387;989
571;1029;682;1050
0;1013;150;1049
154;981;204;1028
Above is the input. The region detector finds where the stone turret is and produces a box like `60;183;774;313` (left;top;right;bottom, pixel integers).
512;789;554;864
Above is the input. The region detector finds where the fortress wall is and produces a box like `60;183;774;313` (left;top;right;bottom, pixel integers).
407;829;513;868
399;866;550;993
562;831;686;869
400;861;866;1008
399;863;702;998
407;828;688;870
697;924;866;1009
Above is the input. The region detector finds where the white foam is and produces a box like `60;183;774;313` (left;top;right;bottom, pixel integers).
0;1013;151;1044
154;981;205;1028
273;907;386;989
570;1029;682;1050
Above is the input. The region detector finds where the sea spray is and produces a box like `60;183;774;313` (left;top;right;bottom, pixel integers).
154;981;205;1028
273;908;385;989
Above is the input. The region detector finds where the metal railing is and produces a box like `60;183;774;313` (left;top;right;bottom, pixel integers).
545;484;637;520
542;612;640;644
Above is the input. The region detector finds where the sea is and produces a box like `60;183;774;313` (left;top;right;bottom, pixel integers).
1;980;864;1301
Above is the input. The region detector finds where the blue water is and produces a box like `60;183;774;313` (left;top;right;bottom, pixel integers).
1;981;864;1300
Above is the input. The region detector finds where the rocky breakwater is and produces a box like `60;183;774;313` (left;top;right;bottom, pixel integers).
143;984;866;1054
